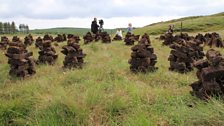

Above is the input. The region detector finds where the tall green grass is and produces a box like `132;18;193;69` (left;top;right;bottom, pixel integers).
0;33;224;125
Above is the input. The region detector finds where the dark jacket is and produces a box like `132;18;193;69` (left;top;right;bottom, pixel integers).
91;21;99;34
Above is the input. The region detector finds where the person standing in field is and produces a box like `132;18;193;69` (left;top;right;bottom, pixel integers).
116;29;123;39
167;25;174;34
91;18;99;34
127;23;133;34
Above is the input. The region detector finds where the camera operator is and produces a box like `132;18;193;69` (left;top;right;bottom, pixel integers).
91;18;99;34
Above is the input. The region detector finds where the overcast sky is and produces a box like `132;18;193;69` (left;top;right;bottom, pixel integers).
0;0;223;29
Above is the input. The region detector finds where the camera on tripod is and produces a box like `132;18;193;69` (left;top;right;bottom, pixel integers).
99;19;104;26
99;19;104;32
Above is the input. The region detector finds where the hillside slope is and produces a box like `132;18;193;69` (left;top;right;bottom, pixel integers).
135;12;224;35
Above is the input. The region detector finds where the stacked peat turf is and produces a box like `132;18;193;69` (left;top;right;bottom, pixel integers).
54;34;66;42
100;32;111;43
204;32;224;48
12;36;20;42
83;32;94;44
37;40;58;65
28;34;34;42
43;34;54;42
5;41;36;78
195;33;206;44
35;37;43;48
113;34;122;41
94;33;101;42
67;34;74;40
67;34;81;43
162;33;174;45
190;49;224;100
29;34;34;40
61;40;86;69
63;34;67;41
162;33;194;46
24;35;34;46
124;32;136;45
159;34;166;40
128;42;158;73
0;36;9;49
174;33;194;42
134;35;140;41
139;33;151;45
168;40;205;73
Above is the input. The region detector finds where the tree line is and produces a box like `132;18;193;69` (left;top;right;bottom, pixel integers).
19;24;29;34
0;21;30;34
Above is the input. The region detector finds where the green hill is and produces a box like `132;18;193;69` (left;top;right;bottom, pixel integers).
135;12;224;35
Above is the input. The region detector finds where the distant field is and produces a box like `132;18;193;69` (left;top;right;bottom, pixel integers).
30;27;125;36
30;27;91;35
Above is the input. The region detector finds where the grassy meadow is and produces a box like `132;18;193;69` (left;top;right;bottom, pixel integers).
1;12;224;125
0;33;224;126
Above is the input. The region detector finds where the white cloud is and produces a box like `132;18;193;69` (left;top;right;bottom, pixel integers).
30;0;61;14
0;3;8;12
113;0;126;6
0;0;223;29
1;0;223;18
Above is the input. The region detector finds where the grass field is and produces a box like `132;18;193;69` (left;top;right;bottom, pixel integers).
1;12;224;125
0;32;224;125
